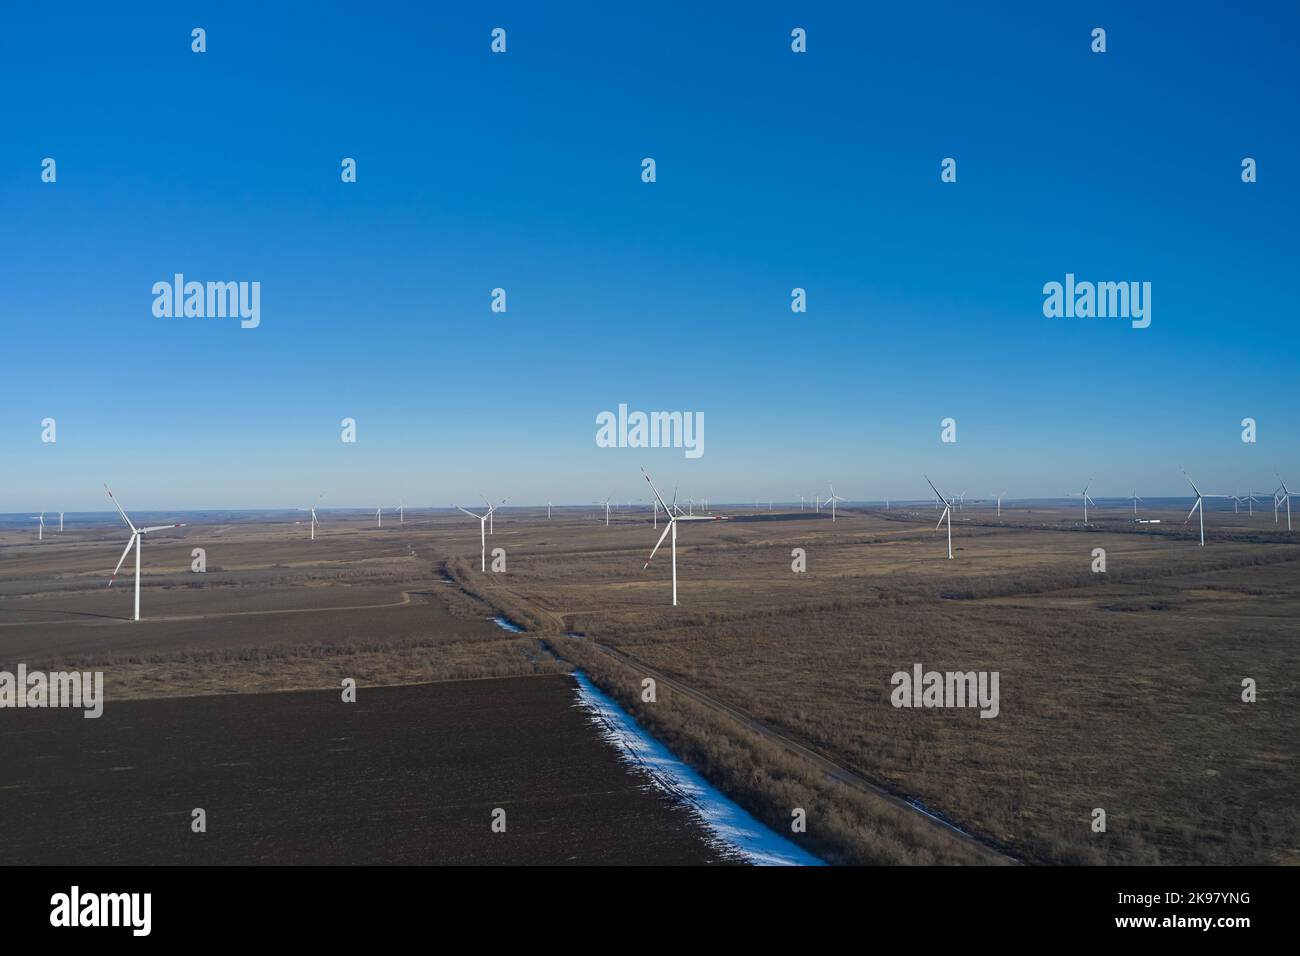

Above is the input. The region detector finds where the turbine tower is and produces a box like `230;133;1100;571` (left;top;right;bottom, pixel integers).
455;503;492;571
32;512;45;541
305;493;322;540
1182;469;1225;546
1074;480;1096;524
1276;475;1294;531
826;483;845;522
105;485;185;622
642;468;718;606
924;475;954;560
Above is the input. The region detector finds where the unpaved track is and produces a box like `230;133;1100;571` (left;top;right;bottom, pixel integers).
470;576;1017;864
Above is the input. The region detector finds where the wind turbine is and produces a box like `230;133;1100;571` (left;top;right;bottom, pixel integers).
375;507;383;528
547;501;553;520
826;483;845;522
602;495;612;526
59;512;64;533
398;501;404;524
995;492;1005;518
1276;475;1294;531
32;512;45;540
1129;488;1141;519
1182;469;1225;546
304;493;322;540
642;468;718;606
455;503;492;571
105;485;185;622
1245;493;1259;517
1074;480;1096;524
924;476;954;560
485;495;507;534
800;495;805;511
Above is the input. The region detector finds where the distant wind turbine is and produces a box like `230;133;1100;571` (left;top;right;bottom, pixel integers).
642;468;718;606
105;485;185;622
826;483;845;522
304;493;323;540
1129;488;1141;519
924;476;955;560
59;511;64;533
375;507;383;528
1276;474;1294;531
1074;480;1096;524
455;503;492;571
32;512;45;540
1182;469;1225;546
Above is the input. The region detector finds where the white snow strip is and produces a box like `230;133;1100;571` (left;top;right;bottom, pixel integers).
572;671;825;866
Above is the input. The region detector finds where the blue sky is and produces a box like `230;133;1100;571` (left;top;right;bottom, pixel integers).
2;1;1297;510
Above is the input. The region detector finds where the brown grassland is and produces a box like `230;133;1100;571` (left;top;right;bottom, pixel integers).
1;501;1295;865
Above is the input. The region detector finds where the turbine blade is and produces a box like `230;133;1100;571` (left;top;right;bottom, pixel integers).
641;468;672;517
104;484;137;534
1185;497;1201;523
644;522;673;568
108;534;136;586
138;523;185;533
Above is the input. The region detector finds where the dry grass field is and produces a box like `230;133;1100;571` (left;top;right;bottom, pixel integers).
2;502;1295;865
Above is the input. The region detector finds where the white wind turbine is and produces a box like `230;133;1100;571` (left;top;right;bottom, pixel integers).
105;485;185;622
826;483;845;522
1182;469;1226;546
1275;475;1294;531
642;468;718;606
1074;480;1096;524
375;507;383;528
455;502;492;571
398;501;405;524
547;501;553;520
1129;488;1141;519
602;495;612;526
1245;493;1260;517
478;493;506;534
304;493;323;540
995;492;1005;518
924;476;955;560
32;512;45;540
59;512;64;533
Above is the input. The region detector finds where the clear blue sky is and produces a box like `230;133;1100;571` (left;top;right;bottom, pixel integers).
2;1;1297;511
